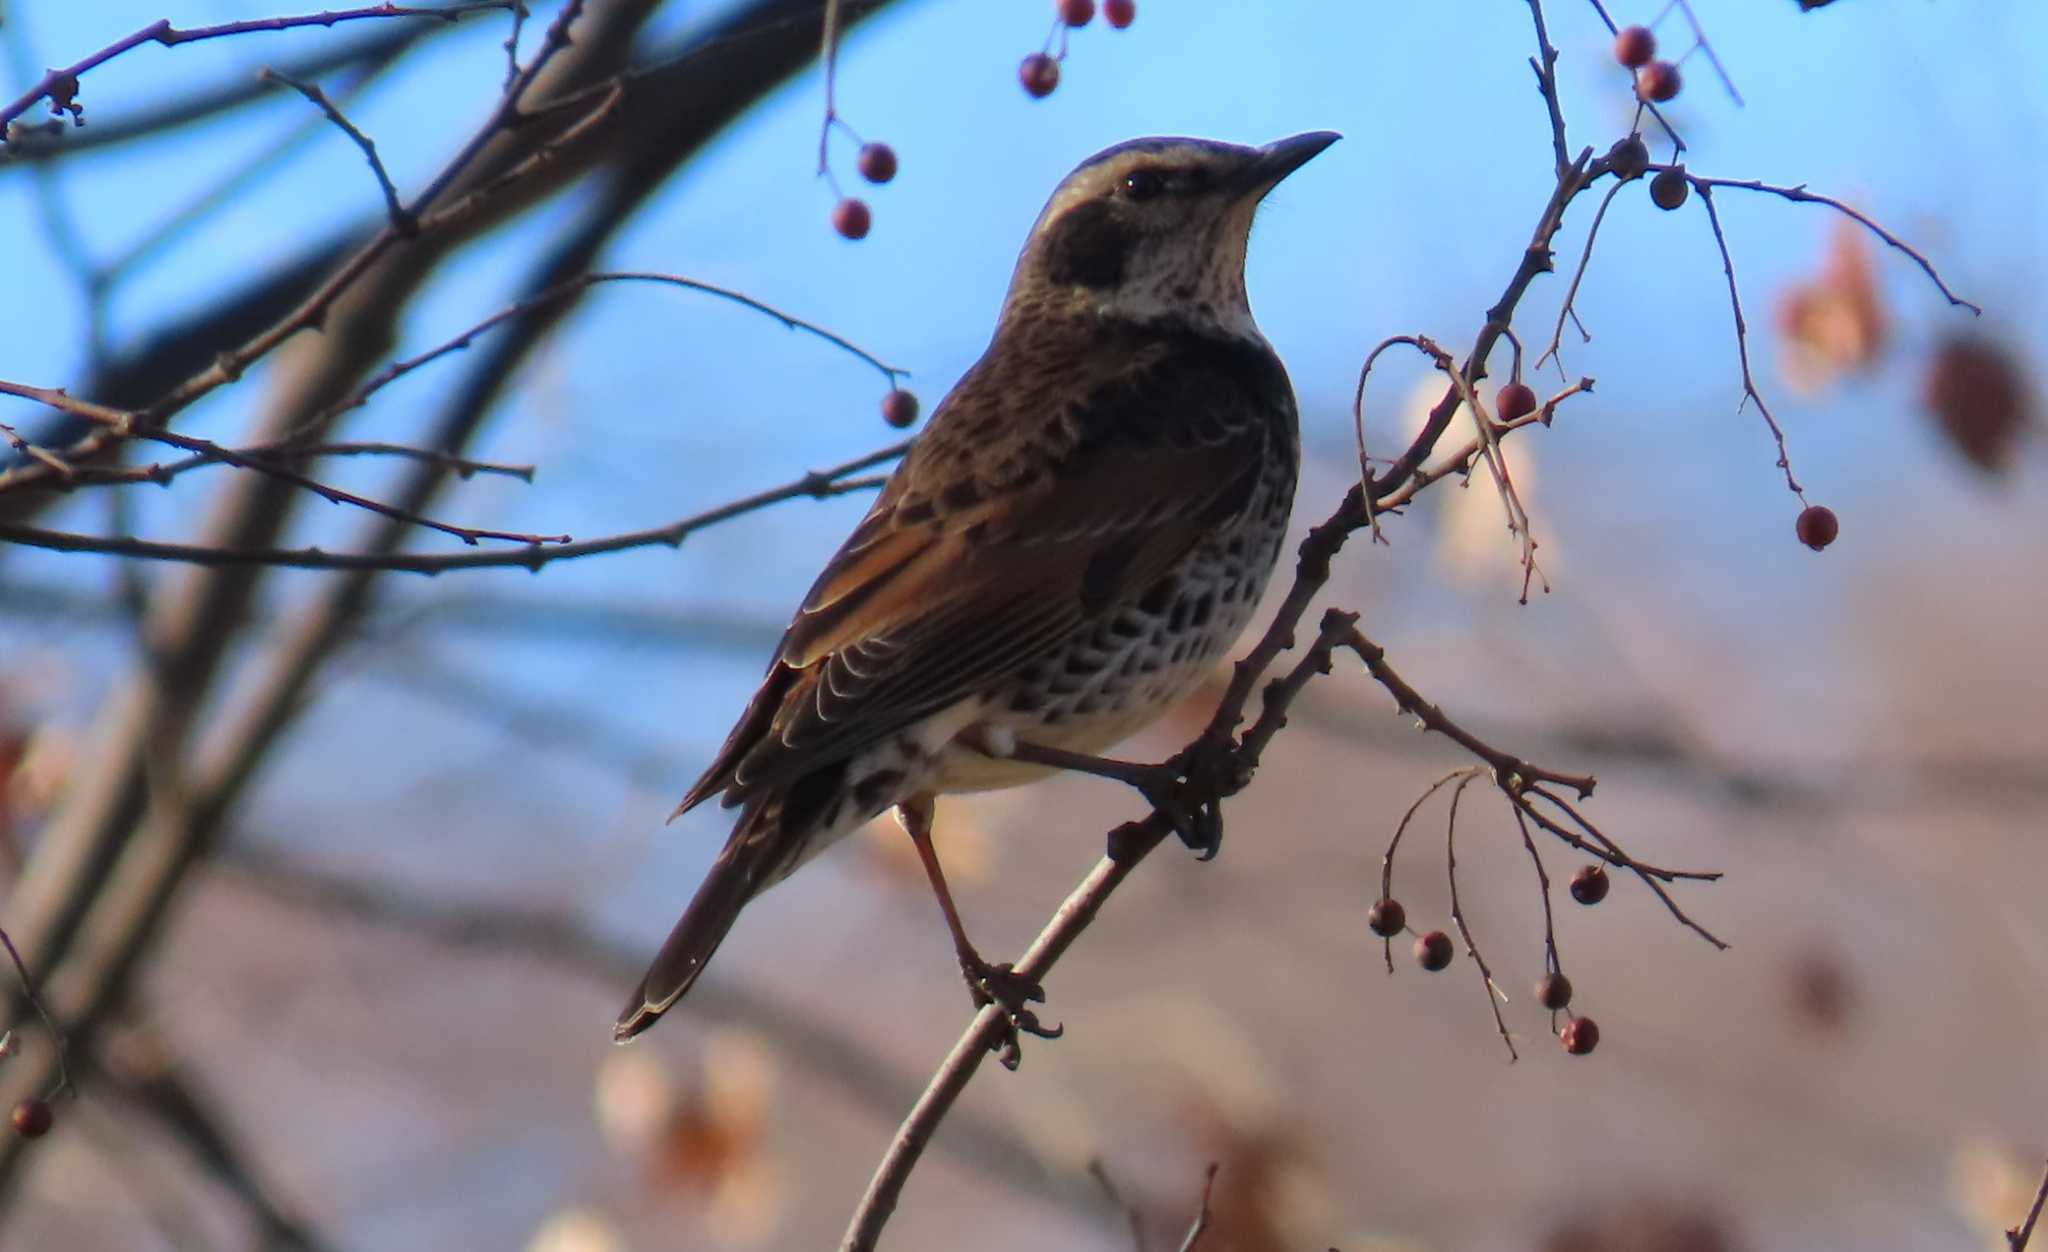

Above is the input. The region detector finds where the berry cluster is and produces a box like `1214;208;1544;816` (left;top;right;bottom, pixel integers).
1368;863;1614;1058
1020;0;1136;101
828;140;897;242
1611;24;1681;104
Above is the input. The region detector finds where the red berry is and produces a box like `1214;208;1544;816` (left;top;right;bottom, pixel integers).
1496;381;1538;422
1103;0;1135;28
831;198;871;240
1650;166;1689;210
1536;972;1574;1011
1613;25;1656;69
1414;930;1454;972
881;388;919;429
1561;1015;1600;1055
1569;864;1610;906
856;142;897;184
1637;61;1681;103
1020;52;1060;99
1796;505;1839;551
10;1099;51;1139
1367;897;1407;938
1058;0;1095;26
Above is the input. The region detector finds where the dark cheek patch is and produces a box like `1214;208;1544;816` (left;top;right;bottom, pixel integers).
1043;200;1133;289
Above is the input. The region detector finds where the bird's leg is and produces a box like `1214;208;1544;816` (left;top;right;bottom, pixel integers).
894;793;1061;1069
973;730;1229;861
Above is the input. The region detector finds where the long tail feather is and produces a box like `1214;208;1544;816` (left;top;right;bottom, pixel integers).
614;800;784;1042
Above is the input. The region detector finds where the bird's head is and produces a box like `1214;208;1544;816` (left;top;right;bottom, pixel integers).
1003;131;1338;339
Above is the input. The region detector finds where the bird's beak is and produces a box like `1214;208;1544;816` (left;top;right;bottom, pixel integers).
1240;130;1340;196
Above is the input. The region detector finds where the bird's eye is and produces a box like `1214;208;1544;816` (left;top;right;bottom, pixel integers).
1121;168;1166;201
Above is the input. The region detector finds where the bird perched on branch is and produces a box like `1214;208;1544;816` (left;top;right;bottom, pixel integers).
617;131;1338;1050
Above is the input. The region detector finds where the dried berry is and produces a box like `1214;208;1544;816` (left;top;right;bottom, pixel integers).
1650;166;1689;210
1497;381;1538;422
1415;930;1454;972
1613;25;1656;69
1569;864;1610;906
1636;61;1681;103
1368;897;1407;938
856;142;897;184
831;198;871;240
1536;971;1574;1011
881;389;919;429
1058;0;1095;26
1103;0;1136;28
10;1099;51;1139
1561;1015;1600;1055
1795;505;1839;551
1608;135;1650;181
1020;53;1060;99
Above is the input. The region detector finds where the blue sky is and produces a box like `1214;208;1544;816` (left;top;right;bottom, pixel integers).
3;0;2044;892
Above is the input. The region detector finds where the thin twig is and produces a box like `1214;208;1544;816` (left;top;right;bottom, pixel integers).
0;450;902;574
0;380;563;546
1175;1162;1221;1252
1337;624;1596;798
0;3;514;140
0;925;67;1097
1694;184;1802;498
1536;178;1627;376
1444;775;1517;1061
2011;1159;2048;1252
1691;173;1982;315
259;68;413;233
1523;0;1571;175
310;268;905;432
1378;769;1476;973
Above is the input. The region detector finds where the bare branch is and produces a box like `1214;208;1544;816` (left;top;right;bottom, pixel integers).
1691;173;1982;315
0;3;514;142
2011;1159;2048;1252
0;380;564;546
1694;184;1803;498
0;451;897;574
0;924;67;1097
1175;1162;1221;1252
1444;774;1517;1060
259;68;413;233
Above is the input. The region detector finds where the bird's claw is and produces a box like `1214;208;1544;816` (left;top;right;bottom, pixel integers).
965;959;1062;1070
1143;736;1242;860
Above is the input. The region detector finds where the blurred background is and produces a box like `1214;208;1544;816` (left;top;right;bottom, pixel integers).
1;1;2045;1249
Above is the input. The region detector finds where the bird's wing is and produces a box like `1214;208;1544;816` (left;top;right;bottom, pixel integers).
672;333;1290;817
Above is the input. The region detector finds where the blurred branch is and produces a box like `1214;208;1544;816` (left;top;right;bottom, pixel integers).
87;1024;336;1252
0;0;908;1208
207;842;1107;1228
0;3;514;141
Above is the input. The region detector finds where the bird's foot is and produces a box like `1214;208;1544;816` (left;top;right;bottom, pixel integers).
1140;734;1246;861
963;957;1061;1071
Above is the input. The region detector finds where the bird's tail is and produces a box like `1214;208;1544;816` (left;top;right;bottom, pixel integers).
614;798;787;1042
